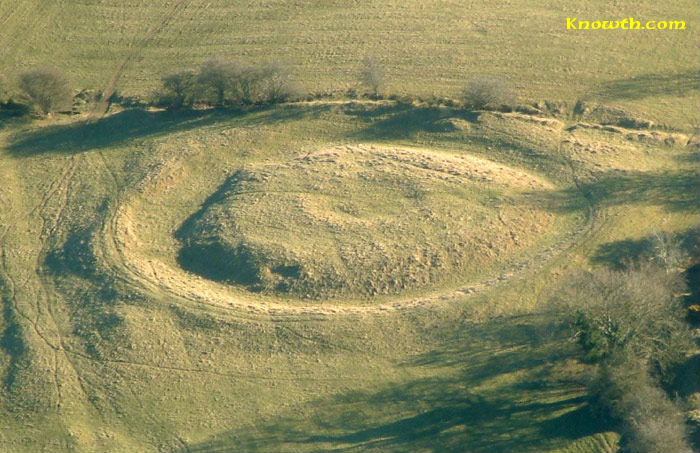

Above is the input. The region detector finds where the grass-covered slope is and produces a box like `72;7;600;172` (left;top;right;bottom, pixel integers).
0;2;698;452
0;100;697;452
177;144;555;299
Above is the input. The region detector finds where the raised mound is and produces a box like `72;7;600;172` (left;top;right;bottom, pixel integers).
177;144;555;299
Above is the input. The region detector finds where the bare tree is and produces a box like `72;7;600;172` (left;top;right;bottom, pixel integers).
197;57;240;106
462;76;516;110
553;264;694;453
555;264;690;363
18;67;72;115
590;360;693;453
160;70;197;108
360;56;386;96
650;230;689;272
258;61;305;103
187;57;304;106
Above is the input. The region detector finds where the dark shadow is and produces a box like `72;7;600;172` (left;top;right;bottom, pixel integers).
592;70;700;101
173;173;260;285
538;405;600;440
6;104;320;157
342;103;479;141
673;150;699;164
591;238;655;270
177;318;609;453
592;227;699;270
0;103;31;131
537;170;699;214
0;303;28;391
44;230;100;278
177;242;263;287
668;353;700;398
8;108;225;156
684;263;700;325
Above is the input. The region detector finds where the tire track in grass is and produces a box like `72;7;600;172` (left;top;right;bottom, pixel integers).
0;152;64;408
91;0;195;119
0;147;109;433
95;113;607;318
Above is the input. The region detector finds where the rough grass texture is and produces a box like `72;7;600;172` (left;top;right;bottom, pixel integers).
0;2;698;452
1;96;698;453
0;1;698;125
177;144;554;299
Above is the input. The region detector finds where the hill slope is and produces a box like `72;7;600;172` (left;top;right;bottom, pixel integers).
0;2;698;452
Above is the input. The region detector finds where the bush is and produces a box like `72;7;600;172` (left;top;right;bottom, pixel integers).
621;390;692;453
360;56;386;96
555;263;691;365
553;252;696;453
159;70;198;108
180;57;303;107
18;67;72;115
462;76;516;110
256;61;305;103
589;361;692;453
197;57;240;106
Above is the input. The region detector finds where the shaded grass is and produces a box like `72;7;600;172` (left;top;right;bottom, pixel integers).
6;105;316;157
179;318;602;453
0;98;695;452
591;227;698;270
8;109;229;156
538;170;700;214
592;70;700;101
344;103;479;141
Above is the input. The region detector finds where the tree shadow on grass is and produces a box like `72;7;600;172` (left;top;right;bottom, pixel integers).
536;169;699;214
591;227;698;270
342;102;479;141
178;318;605;453
0;105;31;131
592;70;700;101
591;238;655;270
6;104;317;157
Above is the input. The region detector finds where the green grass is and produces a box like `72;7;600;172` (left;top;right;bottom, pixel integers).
1;101;697;452
0;2;698;452
175;143;558;300
0;1;698;126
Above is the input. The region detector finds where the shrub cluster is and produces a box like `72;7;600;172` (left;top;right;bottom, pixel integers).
1;57;526;119
156;57;304;109
18;67;72;115
590;359;693;453
552;232;698;452
462;76;517;110
563;263;690;367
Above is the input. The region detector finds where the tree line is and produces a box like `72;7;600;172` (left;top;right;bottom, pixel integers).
156;57;305;108
0;56;517;118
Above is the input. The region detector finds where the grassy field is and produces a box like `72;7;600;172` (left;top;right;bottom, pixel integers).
1;0;698;125
0;2;698;452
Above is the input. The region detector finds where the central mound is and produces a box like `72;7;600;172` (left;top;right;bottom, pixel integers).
177;145;554;300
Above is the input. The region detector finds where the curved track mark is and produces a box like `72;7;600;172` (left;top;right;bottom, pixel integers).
96;135;604;318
